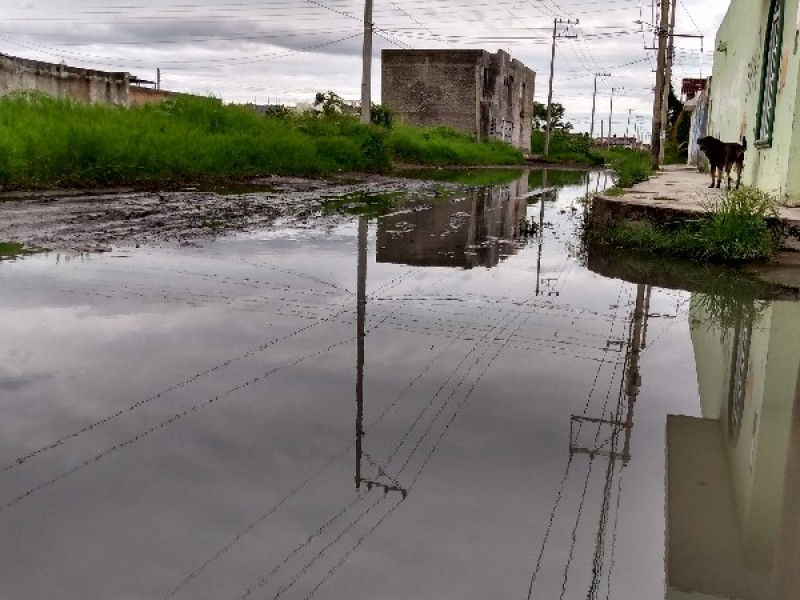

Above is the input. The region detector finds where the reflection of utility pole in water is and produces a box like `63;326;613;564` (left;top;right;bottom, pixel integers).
535;170;547;297
355;217;367;490
569;283;649;464
578;284;649;599
621;283;647;462
354;217;407;497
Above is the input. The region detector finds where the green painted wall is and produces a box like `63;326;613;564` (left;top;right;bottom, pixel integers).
708;0;800;205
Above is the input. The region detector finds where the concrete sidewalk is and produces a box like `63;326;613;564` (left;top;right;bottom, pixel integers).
591;165;800;251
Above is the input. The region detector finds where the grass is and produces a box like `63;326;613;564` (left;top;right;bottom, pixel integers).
590;186;781;262
397;168;525;186
0;241;26;257
598;148;652;189
530;130;604;165
0;93;524;190
389;124;523;166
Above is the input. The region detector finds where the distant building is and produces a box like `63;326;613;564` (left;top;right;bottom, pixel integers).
594;135;640;149
381;49;535;152
682;77;710;167
707;0;800;204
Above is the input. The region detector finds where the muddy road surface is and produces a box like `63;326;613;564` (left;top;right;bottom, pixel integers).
0;175;436;252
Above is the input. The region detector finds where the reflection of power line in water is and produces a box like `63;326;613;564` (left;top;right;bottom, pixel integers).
163;259;471;598
0;308;354;475
249;275;529;599
525;283;629;600
229;236;547;600
305;286;545;599
1;260;426;477
162;313;475;599
0;333;361;514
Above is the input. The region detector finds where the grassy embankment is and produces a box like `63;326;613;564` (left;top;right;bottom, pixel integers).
530;130;604;165
598;147;652;191
591;187;782;262
0;93;523;190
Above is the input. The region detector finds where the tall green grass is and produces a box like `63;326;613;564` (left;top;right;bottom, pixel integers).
0;94;526;189
530;130;604;165
598;148;652;188
0;93;393;188
389;124;523;166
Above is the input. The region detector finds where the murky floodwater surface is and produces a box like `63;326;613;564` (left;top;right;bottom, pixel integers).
2;170;798;599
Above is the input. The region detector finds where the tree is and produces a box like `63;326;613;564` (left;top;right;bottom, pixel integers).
314;91;347;116
532;101;573;132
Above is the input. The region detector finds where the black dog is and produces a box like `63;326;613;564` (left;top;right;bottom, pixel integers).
697;135;747;189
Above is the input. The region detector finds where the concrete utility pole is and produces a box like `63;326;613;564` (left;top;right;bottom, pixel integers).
659;0;677;164
625;108;633;138
360;0;374;124
651;0;670;168
544;18;579;156
590;72;610;140
608;87;623;146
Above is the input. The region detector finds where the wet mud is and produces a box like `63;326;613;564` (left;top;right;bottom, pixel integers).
0;175;438;252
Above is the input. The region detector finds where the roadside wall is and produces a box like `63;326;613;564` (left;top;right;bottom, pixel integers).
129;86;177;106
708;0;800;204
381;49;534;152
0;52;129;106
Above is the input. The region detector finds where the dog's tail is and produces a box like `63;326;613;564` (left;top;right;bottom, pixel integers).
741;136;747;151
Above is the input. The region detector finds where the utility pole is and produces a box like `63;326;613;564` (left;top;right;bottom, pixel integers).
608;87;623;147
590;72;610;140
543;18;579;156
659;0;677;164
651;0;670;168
360;0;373;124
625;108;633;139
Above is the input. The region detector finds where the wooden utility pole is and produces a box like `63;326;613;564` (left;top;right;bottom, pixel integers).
360;0;373;124
659;0;677;164
651;0;670;168
543;18;578;156
590;72;610;139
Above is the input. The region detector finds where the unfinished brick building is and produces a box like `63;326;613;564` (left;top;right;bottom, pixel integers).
381;49;535;152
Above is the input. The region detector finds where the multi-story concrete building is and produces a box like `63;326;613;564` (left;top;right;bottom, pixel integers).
381;49;535;152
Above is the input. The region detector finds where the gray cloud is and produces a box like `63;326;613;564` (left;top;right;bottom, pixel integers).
3;0;728;136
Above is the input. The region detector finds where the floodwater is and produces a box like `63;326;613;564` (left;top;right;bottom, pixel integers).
1;169;798;600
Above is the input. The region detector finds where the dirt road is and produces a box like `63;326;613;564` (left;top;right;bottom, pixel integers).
0;176;434;252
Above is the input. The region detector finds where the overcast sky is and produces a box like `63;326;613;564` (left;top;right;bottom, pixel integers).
4;0;730;139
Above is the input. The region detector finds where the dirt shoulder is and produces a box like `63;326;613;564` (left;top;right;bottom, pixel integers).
0;174;434;253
